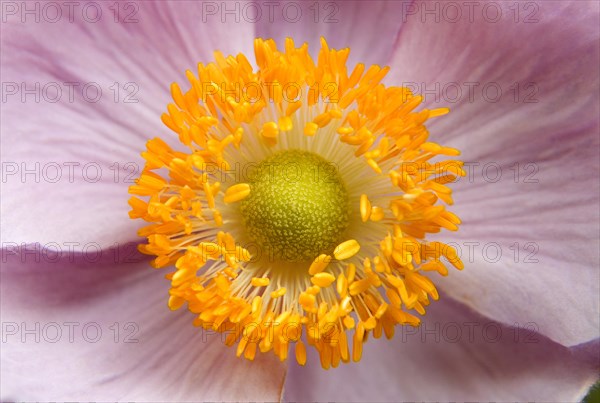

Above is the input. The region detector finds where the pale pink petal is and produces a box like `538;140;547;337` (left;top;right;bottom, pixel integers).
0;248;286;401
1;1;256;248
283;298;599;401
255;0;407;66
386;1;600;345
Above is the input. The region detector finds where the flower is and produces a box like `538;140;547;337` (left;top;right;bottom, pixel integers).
129;36;466;368
2;1;598;401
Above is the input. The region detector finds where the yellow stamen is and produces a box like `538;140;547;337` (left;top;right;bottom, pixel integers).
223;183;251;204
260;121;279;139
360;194;372;222
304;122;318;136
270;287;287;298
311;272;336;287
295;340;307;366
334;240;361;260
309;254;332;275
251;277;270;287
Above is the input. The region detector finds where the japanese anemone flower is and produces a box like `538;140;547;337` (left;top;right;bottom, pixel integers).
1;1;598;401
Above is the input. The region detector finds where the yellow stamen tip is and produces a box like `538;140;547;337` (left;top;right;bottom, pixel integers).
260;121;279;138
360;194;372;222
311;272;336;287
334;240;361;260
304;122;318;136
223;183;251;204
295;341;307;366
251;277;270;287
309;254;332;275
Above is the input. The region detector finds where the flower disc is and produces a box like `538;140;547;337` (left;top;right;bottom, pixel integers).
239;150;350;262
129;37;465;369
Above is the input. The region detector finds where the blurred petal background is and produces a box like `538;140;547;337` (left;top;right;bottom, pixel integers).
1;0;598;401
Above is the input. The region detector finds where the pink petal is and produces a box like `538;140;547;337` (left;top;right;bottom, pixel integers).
255;0;407;66
283;298;599;401
0;248;286;401
386;1;600;345
1;1;256;248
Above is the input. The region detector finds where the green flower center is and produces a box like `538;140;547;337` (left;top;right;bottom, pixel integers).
239;150;350;262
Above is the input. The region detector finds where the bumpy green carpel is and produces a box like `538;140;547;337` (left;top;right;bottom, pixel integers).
239;150;350;262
